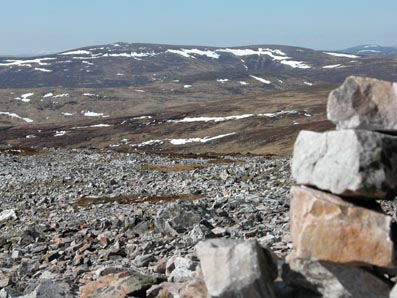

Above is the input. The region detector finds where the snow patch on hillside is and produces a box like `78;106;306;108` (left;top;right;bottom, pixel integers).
250;75;271;84
35;67;52;72
15;93;34;102
107;52;158;60
167;49;220;59
43;93;53;98
217;48;311;69
53;93;69;98
0;58;55;67
169;110;305;123
54;131;67;137
217;48;285;57
60;50;91;55
169;115;253;123
83;111;108;117
322;64;342;69
88;124;112;128
131;116;152;120
131;133;236;147
169;133;236;145
72;124;112;129
0;112;33;123
280;60;311;69
323;52;359;58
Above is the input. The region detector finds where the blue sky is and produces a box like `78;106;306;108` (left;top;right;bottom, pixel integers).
1;0;396;55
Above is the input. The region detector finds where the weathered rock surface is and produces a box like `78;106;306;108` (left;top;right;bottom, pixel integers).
292;129;397;199
196;239;277;298
283;257;391;298
0;209;17;224
289;186;396;268
0;288;21;298
147;269;208;298
21;281;72;298
79;272;156;298
327;76;397;131
165;256;199;282
154;204;201;236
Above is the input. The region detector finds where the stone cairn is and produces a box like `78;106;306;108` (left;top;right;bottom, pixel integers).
287;76;397;298
190;76;397;298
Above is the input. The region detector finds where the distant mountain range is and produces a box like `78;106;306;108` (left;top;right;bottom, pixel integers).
0;42;396;90
1;42;396;154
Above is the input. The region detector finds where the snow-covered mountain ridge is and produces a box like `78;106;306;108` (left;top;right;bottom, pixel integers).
0;42;396;89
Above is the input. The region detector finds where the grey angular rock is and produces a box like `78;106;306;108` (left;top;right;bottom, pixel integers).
196;239;277;298
147;267;207;298
0;209;17;224
21;280;72;298
283;257;391;298
154;204;201;236
292;129;397;199
0;288;22;298
327;76;397;131
133;254;154;267
166;256;199;282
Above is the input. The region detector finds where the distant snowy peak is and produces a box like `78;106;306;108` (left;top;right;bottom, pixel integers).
341;45;397;57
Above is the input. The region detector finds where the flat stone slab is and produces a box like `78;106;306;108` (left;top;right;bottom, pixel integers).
288;186;396;268
292;129;397;199
327;76;397;131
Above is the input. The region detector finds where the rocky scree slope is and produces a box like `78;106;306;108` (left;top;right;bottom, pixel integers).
0;148;292;297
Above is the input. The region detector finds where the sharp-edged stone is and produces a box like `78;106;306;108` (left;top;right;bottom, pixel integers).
0;210;17;224
165;256;199;283
196;239;277;298
292;129;397;199
0;288;22;298
79;272;156;298
289;186;396;268
327;76;397;131
20;280;72;298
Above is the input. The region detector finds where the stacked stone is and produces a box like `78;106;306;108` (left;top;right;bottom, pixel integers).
286;76;397;298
